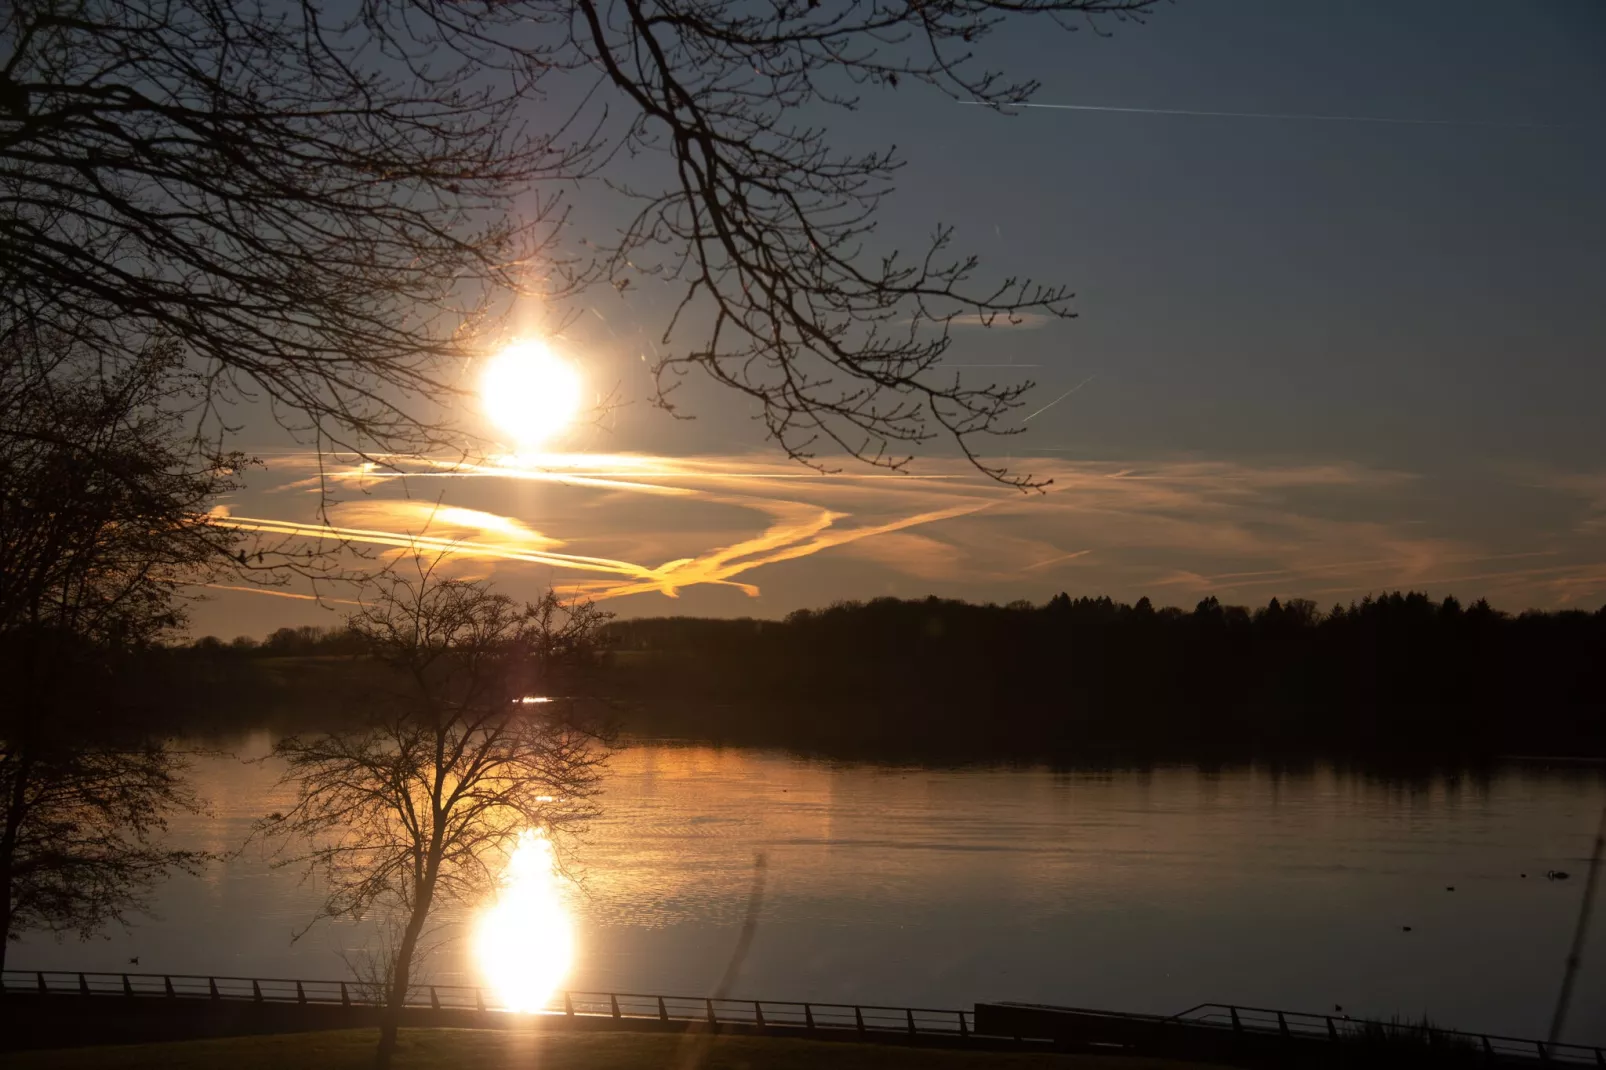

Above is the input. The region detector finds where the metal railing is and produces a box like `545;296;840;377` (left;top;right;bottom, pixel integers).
1166;1003;1606;1066
0;971;973;1040
7;971;1602;1065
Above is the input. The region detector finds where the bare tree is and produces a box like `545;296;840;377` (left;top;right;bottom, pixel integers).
261;559;612;1070
3;0;1159;485
339;916;435;1010
0;327;238;969
0;328;251;635
552;0;1158;485
0;736;203;972
1;0;588;461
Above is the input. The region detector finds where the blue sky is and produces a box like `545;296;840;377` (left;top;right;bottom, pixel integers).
193;0;1606;638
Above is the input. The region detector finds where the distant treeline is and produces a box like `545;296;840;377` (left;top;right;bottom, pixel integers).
600;592;1606;759
182;593;1606;759
187;624;371;657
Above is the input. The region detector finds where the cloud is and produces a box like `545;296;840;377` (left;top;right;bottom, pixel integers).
1527;471;1606;534
213;452;1606;611
221;453;997;601
838;532;967;582
329;500;565;553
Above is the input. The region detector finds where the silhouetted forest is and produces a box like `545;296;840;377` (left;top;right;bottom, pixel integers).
180;592;1606;760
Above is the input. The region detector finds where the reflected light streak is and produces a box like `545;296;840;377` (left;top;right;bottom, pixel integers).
475;828;574;1013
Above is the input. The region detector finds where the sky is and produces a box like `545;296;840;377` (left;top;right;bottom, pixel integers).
191;0;1606;639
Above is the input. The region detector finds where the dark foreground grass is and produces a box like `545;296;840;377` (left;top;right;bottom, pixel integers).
6;1029;1232;1070
1340;1016;1484;1065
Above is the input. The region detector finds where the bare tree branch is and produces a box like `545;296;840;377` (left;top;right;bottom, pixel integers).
3;0;1160;487
1;0;595;463
0;325;228;970
259;556;612;1069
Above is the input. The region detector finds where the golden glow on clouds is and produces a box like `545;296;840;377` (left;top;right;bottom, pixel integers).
331;501;565;552
214;453;1606;608
224;452;999;601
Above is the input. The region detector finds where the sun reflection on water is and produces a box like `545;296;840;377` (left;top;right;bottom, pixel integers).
475;828;574;1012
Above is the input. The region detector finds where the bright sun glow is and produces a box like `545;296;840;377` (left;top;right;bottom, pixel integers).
481;339;583;450
475;828;574;1012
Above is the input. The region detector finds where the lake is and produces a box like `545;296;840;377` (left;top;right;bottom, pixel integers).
11;735;1605;1046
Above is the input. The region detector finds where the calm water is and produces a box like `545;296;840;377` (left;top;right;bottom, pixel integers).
12;735;1606;1045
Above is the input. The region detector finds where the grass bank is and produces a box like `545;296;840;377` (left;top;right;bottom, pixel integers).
7;1028;1230;1070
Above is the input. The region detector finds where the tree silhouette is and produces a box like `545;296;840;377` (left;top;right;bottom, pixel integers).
261;558;612;1070
2;0;1159;482
174;588;1606;759
599;592;1606;760
0;328;240;969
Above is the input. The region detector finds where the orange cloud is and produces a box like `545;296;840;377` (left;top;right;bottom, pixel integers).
212;453;1606;610
220;453;998;601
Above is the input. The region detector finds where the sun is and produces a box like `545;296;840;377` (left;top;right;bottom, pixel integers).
481;339;583;450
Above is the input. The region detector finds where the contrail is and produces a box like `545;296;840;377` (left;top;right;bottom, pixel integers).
960;100;1566;129
202;583;365;607
204;583;317;601
1023;374;1096;423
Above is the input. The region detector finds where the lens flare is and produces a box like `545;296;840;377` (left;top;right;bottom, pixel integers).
475;828;574;1012
481;339;582;449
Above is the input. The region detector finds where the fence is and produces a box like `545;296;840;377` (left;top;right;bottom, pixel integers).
1165;1002;1606;1066
0;971;973;1040
5;971;1603;1065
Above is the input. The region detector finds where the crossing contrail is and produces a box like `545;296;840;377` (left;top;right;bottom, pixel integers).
1023;374;1096;423
960;100;1567;129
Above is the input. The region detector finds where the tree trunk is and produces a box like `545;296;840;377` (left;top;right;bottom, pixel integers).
0;894;11;974
374;847;441;1070
2;636;45;977
0;751;30;976
373;898;430;1070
